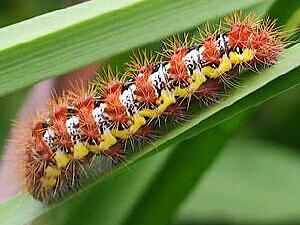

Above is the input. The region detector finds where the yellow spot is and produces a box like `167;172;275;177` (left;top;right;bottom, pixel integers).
112;129;129;139
113;91;175;139
100;130;117;150
219;56;232;73
229;48;255;64
161;90;177;108
173;86;189;97
87;144;101;154
229;51;240;64
130;114;146;134
190;72;206;91
112;114;146;139
41;166;60;188
242;48;255;62
54;151;72;168
138;108;158;118
41;177;57;188
140;91;176;118
73;142;89;159
202;56;232;78
174;72;206;97
113;92;174;139
202;66;220;78
45;166;60;178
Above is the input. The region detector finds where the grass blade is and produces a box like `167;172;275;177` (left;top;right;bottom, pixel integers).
0;0;268;97
174;140;300;224
0;42;298;225
122;117;244;225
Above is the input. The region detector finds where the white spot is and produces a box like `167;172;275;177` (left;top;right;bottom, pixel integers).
66;116;81;143
183;48;200;74
120;84;138;115
216;34;229;54
199;46;205;57
92;103;110;133
43;128;55;146
149;63;169;97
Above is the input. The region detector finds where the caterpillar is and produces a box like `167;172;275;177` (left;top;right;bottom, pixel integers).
17;13;283;203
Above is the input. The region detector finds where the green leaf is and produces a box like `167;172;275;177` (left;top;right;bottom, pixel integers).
2;115;241;225
1;43;299;225
0;0;66;155
0;89;27;155
0;0;268;97
122;116;244;225
34;43;300;223
0;193;44;225
173;140;300;224
36;117;243;225
2;143;175;225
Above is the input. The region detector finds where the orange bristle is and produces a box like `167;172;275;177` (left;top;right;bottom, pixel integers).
225;12;256;49
134;67;158;106
169;48;190;83
252;19;283;65
202;36;222;65
75;96;100;143
102;81;130;127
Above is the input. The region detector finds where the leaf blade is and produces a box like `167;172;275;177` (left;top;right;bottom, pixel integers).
0;0;268;97
174;140;300;224
122;117;244;225
0;43;298;225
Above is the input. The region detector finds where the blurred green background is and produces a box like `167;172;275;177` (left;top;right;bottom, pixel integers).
0;0;299;224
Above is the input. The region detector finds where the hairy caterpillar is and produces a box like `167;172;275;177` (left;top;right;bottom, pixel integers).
17;13;283;203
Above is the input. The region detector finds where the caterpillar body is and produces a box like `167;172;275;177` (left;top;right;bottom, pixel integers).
19;13;283;203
